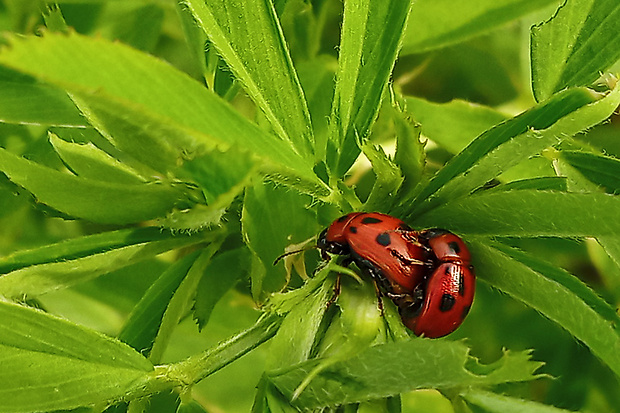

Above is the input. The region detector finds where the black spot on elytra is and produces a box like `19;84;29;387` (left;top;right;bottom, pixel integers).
376;232;391;246
448;241;461;254
337;215;349;222
439;294;456;312
361;216;382;224
461;305;471;320
349;226;357;234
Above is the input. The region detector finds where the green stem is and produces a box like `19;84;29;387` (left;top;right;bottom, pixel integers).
126;313;283;401
179;314;283;384
171;312;283;384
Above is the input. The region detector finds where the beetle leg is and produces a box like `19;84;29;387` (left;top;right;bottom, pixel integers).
390;250;429;267
325;274;342;309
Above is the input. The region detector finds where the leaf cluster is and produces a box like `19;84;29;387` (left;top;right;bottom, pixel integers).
0;0;619;412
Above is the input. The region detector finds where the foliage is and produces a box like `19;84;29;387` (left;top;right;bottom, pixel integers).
0;0;619;412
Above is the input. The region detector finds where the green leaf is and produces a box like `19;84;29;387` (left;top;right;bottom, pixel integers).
0;231;209;298
178;400;209;413
328;0;413;176
160;147;257;230
0;32;327;196
470;239;620;378
406;97;508;154
362;143;403;211
0;300;152;412
194;248;250;330
531;0;620;101
0;68;86;127
242;182;320;299
392;110;425;195
0;147;191;224
488;176;568;192
176;2;209;80
402;85;620;218
492;241;619;324
253;376;299;413
402;0;562;54
598;236;620;273
149;246;222;363
415;190;620;237
268;340;542;410
118;251;201;357
323;277;384;357
49;133;147;184
295;58;337;152
0;226;192;274
170;313;283;385
41;3;69;33
183;0;314;158
105;3;164;52
560;150;620;194
401;88;595;216
266;276;333;370
69;92;201;176
461;389;577;413
181;147;256;205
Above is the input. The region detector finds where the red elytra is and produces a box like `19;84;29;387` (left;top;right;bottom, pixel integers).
400;229;475;338
401;262;475;338
420;228;471;263
317;212;429;293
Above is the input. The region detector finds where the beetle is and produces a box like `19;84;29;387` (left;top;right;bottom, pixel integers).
398;229;475;338
317;212;431;295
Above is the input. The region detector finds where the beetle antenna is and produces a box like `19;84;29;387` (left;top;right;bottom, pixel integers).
273;241;319;266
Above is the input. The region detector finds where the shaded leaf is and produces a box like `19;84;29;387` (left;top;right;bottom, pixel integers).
531;0;620;101
0;226;192;275
242;182;319;299
266;275;333;370
406;97;507;154
328;0;413;175
49;133;147;184
402;0;562;54
118;251;201;357
470;239;620;378
194;248;250;330
392;110;425;198
269;340;542;409
362;143;403;211
415;190;620;237
0;232;209;298
149;246;222;363
0;32;326;196
403;85;620;218
184;0;314;158
0;147;191;225
0;300;151;413
0;68;86;127
461;389;576;413
561;150;620;194
598;236;620;272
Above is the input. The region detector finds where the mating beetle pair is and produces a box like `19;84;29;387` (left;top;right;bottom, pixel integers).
317;212;475;338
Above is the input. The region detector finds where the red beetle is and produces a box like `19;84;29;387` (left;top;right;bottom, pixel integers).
317;213;475;338
317;212;430;294
400;229;475;338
